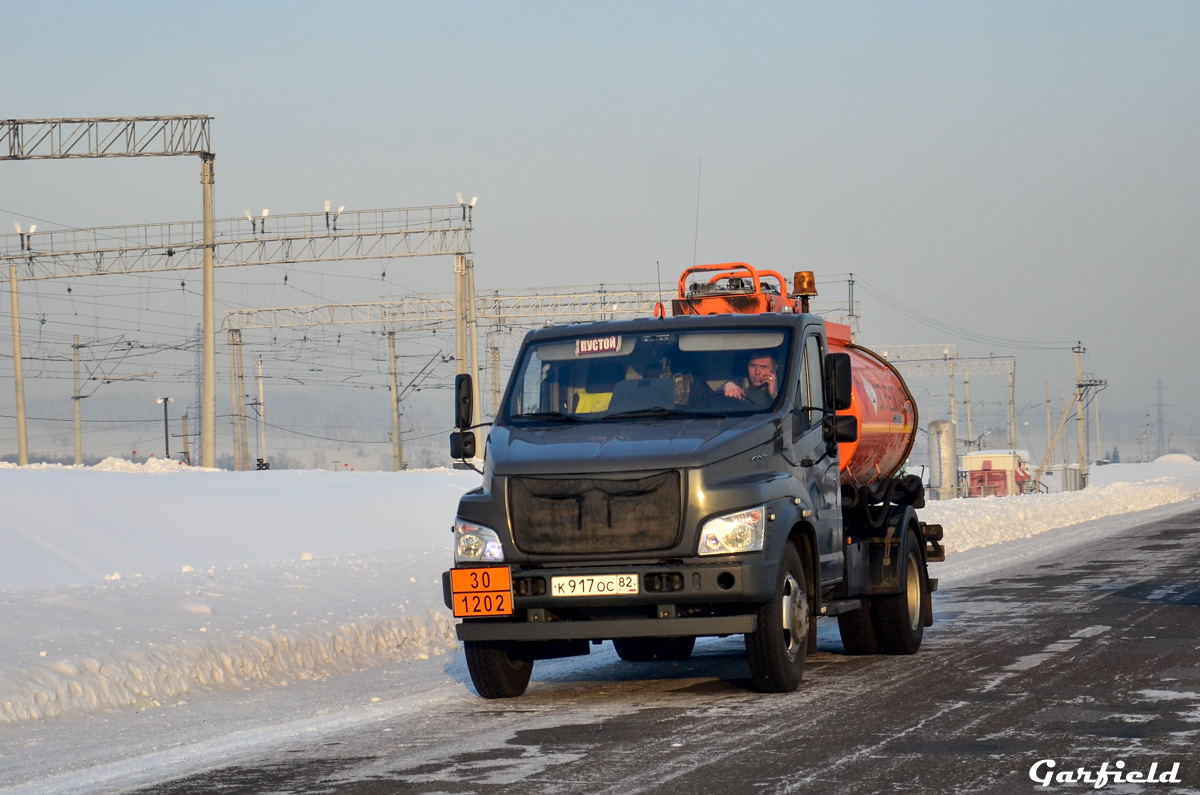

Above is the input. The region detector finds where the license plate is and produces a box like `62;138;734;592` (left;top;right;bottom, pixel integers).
451;567;514;618
550;573;640;598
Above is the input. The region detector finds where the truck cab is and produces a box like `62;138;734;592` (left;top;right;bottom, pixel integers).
443;265;941;698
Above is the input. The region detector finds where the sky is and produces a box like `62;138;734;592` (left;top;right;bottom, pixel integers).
1;1;1198;465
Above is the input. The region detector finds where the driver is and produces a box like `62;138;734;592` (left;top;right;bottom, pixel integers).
722;351;778;406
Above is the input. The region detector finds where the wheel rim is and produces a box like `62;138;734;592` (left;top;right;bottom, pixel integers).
905;553;921;631
780;572;808;661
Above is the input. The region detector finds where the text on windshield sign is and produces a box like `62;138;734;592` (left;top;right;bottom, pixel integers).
576;335;621;356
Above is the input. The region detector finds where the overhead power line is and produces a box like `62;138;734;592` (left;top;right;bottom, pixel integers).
258;418;451;446
855;277;1075;351
0;207;80;230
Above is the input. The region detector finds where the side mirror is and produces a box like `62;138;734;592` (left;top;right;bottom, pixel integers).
450;430;476;460
455;373;473;430
826;353;852;411
822;414;858;444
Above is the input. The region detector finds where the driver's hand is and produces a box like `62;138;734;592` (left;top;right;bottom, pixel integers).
723;382;745;399
767;373;777;398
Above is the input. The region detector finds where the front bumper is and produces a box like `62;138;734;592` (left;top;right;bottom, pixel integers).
456;615;756;642
442;559;779;612
443;559;775;644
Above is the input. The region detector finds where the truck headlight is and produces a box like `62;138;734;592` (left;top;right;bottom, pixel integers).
454;519;505;563
698;506;765;555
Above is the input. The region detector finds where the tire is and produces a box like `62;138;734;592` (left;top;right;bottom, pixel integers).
745;542;809;692
654;636;696;660
613;636;696;661
872;527;926;655
613;638;657;662
837;599;880;655
463;641;534;698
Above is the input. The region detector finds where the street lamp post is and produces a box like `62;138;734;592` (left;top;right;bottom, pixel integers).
157;397;174;459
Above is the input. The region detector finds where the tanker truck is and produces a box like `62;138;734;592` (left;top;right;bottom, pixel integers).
442;264;945;698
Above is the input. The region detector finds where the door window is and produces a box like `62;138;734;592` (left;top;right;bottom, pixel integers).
798;334;825;430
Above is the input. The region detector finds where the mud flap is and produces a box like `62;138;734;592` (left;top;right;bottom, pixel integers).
920;563;934;628
921;522;946;562
865;506;915;595
918;523;938;627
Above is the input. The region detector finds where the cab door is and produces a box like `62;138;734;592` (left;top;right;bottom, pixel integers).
793;330;843;584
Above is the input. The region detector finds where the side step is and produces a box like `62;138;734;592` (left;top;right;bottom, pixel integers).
818;598;862;617
922;522;946;562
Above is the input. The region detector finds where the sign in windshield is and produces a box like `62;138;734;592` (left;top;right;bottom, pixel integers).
576;335;622;356
506;329;791;423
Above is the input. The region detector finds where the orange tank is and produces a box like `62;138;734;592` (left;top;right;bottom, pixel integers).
826;322;917;486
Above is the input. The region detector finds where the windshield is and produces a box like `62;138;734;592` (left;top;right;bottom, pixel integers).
505;328;792;424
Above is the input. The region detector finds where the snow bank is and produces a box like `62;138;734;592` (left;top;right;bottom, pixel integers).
0;456;213;473
1149;453;1198;466
91;456;213;473
0;467;478;724
0;612;454;723
0;550;457;723
923;459;1200;554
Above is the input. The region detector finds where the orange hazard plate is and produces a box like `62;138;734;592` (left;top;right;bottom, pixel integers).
451;567;514;618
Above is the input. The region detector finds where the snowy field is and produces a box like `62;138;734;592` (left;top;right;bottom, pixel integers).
1;456;1199;793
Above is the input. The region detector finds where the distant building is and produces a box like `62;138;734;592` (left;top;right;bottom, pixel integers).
961;450;1032;497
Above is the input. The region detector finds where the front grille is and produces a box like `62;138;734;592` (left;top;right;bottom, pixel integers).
508;472;682;554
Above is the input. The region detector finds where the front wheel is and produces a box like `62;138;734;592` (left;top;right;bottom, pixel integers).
464;641;533;698
872;527;927;655
745;543;809;692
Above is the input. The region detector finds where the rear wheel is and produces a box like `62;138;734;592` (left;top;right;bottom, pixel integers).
613;636;696;661
745;543;809;692
837;599;880;655
872;528;927;655
463;641;534;698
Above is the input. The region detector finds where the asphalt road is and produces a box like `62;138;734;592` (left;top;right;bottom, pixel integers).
142;508;1200;794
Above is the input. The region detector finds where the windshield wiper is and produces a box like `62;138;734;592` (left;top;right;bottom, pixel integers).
601;408;727;421
509;411;582;423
